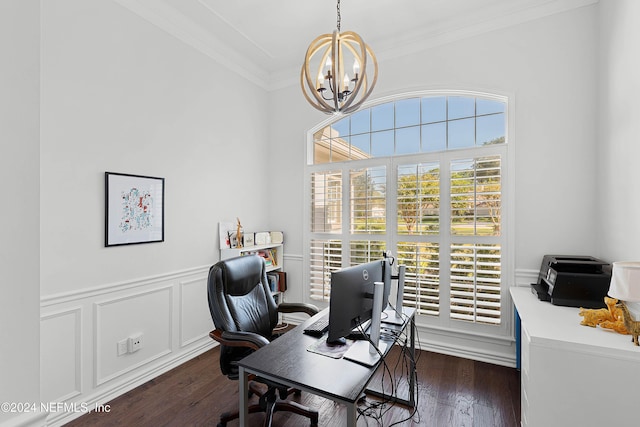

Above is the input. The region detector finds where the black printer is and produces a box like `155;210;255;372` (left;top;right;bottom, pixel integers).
531;255;611;308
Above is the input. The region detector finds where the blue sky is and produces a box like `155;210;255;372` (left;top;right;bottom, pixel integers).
327;96;505;159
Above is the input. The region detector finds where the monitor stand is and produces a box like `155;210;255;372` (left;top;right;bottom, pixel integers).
344;281;388;367
382;265;406;326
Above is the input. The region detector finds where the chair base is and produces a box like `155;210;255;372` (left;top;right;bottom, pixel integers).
218;382;318;427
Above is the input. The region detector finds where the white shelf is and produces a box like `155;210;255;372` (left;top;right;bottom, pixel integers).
221;243;282;253
220;243;283;272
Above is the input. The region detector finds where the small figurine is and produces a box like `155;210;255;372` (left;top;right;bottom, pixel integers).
578;296;629;336
236;217;243;249
617;303;640;346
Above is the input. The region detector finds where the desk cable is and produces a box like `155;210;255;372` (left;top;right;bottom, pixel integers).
352;319;422;426
387;328;421;426
353;318;394;425
272;322;290;332
379;326;422;426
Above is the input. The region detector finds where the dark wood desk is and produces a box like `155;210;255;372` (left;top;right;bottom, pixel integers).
237;307;416;426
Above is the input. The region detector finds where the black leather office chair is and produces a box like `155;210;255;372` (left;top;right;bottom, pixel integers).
207;255;320;427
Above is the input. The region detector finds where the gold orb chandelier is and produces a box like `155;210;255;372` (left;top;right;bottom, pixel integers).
300;0;378;114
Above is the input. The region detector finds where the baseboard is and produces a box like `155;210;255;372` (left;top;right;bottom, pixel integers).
418;337;516;367
0;411;48;427
282;313;517;368
45;339;215;427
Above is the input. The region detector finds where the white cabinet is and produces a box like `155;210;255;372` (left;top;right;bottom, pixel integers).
511;287;640;426
220;243;284;304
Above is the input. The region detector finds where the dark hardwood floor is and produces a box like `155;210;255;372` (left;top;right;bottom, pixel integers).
66;345;520;427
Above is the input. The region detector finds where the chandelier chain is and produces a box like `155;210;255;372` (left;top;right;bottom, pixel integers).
336;0;341;32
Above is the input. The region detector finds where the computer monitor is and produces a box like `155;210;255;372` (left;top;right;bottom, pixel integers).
326;259;391;345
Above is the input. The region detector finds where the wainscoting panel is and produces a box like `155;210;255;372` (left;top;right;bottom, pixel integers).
179;276;212;347
40;307;82;403
40;266;215;427
94;285;173;386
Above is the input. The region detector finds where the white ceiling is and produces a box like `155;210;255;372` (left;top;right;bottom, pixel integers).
113;0;597;89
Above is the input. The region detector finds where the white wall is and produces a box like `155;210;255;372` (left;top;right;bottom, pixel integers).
597;0;640;262
269;6;599;363
37;1;271;425
40;0;271;295
0;1;44;426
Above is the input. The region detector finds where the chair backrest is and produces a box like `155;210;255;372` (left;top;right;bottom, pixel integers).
207;254;278;339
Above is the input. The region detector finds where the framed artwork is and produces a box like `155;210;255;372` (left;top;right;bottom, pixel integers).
105;172;165;247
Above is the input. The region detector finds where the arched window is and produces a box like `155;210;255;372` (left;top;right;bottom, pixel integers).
304;91;511;336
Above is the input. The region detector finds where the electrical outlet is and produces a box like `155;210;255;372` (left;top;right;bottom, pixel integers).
128;334;143;353
117;339;128;356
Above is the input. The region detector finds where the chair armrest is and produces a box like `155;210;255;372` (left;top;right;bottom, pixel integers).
209;329;270;351
277;302;320;317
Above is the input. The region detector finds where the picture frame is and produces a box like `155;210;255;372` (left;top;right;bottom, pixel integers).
105;172;165;247
255;231;271;245
243;232;255;247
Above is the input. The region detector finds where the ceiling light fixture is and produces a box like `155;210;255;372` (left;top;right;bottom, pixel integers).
300;0;378;114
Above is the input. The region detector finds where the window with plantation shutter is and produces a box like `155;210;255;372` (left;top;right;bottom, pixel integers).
311;171;342;233
306;92;509;336
450;243;502;324
396;241;440;316
350;167;386;234
309;239;342;301
397;163;440;235
451;157;502;236
350;240;386;266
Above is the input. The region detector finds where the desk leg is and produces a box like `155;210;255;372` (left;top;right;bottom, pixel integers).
408;316;416;408
346;402;357;427
239;366;248;426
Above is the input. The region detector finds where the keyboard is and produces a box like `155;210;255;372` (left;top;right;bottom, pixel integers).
303;315;329;337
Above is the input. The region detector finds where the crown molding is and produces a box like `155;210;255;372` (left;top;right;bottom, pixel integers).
112;0;270;89
376;0;600;62
269;0;599;90
112;0;598;92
